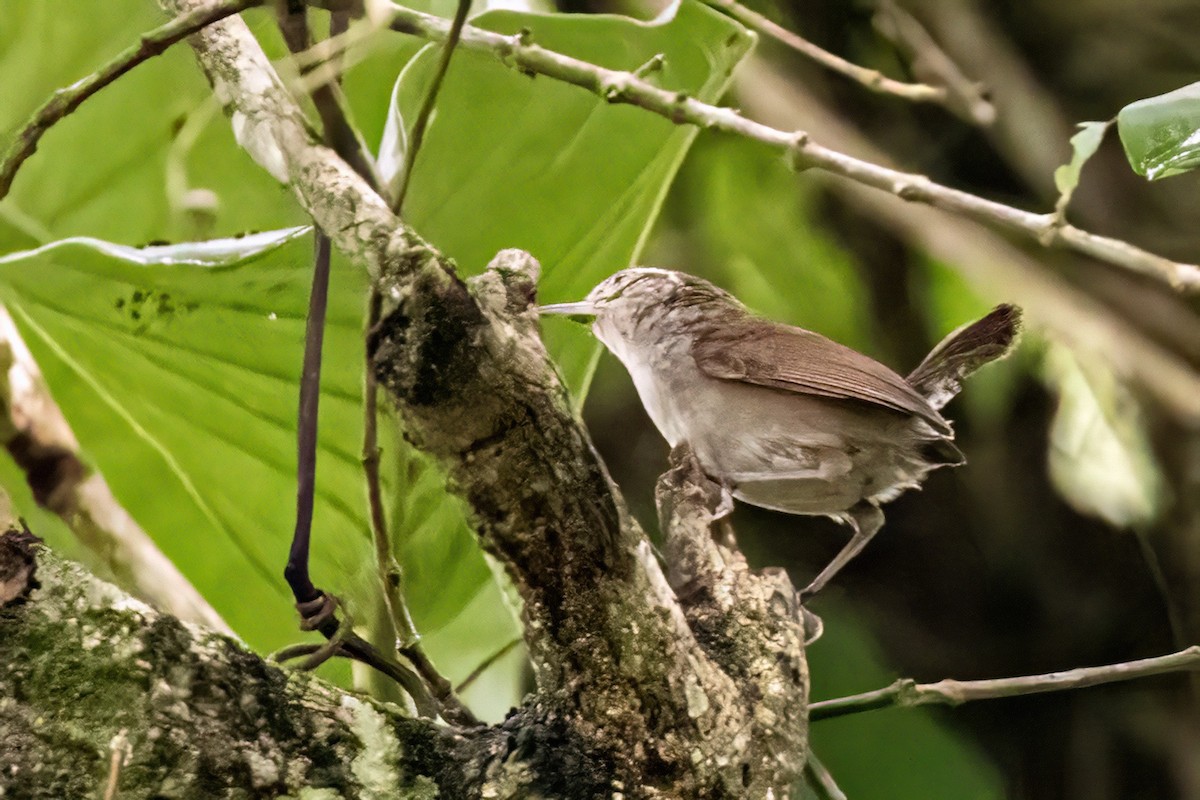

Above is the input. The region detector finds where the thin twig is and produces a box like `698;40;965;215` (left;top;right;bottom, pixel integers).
810;645;1200;721
0;0;262;200
367;0;1200;293
872;0;994;125
803;749;848;800
699;0;947;107
456;636;523;693
277;3;380;189
388;0;473;213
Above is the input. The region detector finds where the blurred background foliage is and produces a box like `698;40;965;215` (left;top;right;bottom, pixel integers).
2;0;1200;798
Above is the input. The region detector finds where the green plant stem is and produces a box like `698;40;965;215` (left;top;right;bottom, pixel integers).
388;0;473;214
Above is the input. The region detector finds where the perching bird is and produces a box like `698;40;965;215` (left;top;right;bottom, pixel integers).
541;268;1020;599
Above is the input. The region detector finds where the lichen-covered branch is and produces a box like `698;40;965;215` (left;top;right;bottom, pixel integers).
0;532;472;798
157;2;812;793
370;251;809;792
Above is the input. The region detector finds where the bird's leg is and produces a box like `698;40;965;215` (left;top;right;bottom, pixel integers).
799;502;885;602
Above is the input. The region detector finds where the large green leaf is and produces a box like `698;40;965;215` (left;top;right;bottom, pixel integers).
381;0;754;392
1117;81;1200;180
0;231;367;650
0;5;314;249
0;229;502;648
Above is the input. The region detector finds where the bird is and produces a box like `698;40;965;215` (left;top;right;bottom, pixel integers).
540;268;1021;599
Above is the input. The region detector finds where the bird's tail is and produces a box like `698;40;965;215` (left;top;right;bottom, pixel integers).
907;304;1022;410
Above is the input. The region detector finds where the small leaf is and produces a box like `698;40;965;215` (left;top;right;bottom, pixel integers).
1053;121;1110;214
1117;81;1200;180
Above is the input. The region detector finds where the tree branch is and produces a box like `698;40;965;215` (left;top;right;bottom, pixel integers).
810;645;1200;721
0;532;497;797
699;0;954;109
0;0;262;201
371;0;1200;293
159;2;811;791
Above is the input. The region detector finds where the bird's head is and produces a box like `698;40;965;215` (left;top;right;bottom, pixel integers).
540;268;740;347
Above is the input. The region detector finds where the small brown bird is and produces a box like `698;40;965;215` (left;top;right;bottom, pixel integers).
541;268;1020;599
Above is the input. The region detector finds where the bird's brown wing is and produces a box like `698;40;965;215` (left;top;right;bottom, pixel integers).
692;320;951;434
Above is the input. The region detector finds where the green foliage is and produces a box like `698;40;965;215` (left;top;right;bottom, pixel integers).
0;231;362;650
1044;345;1163;528
1117;81;1200;180
1053;121;1111;215
0;0;751;709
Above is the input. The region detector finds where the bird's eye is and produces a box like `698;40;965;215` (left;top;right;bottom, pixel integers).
603;289;625;302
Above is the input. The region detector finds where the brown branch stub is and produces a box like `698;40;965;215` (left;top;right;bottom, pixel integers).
655;444;809;776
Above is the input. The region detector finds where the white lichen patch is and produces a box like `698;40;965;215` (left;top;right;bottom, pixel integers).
683;662;710;720
293;788;343;800
245;748;281;789
340;695;404;800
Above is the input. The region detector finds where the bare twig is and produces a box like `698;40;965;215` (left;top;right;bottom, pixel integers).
803;750;848;800
276;3;380;189
455;636;523;693
872;0;994;125
810;645;1200;721
370;1;1200;293
388;0;473;212
0;0;262;200
699;0;949;108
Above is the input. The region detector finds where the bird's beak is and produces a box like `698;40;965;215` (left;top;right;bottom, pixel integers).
538;301;597;325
